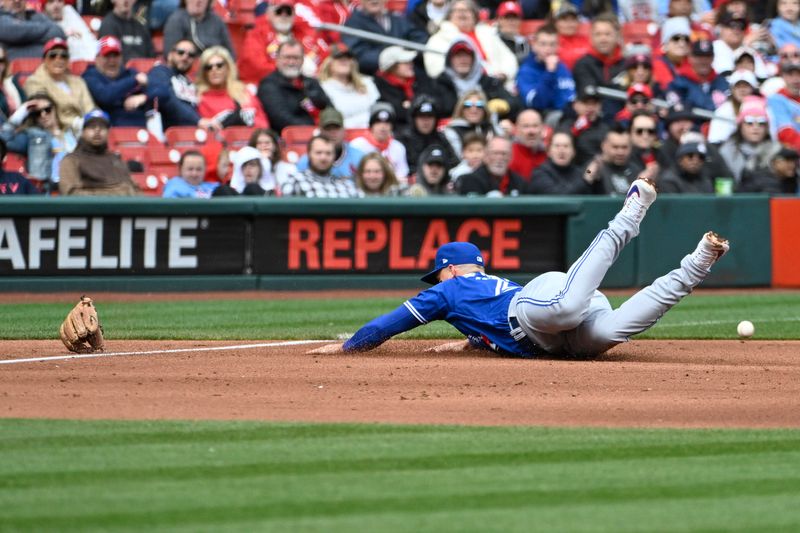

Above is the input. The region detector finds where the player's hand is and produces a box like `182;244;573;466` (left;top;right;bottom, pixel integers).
424;340;473;353
307;343;344;355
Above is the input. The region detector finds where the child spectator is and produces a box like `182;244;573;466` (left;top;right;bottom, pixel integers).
449;131;485;183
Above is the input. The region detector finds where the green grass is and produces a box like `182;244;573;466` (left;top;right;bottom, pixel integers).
2;293;799;340
1;419;799;532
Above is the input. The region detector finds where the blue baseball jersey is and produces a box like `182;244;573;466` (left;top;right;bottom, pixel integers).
343;272;535;357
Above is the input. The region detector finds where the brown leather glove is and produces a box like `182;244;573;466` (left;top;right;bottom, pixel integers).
59;296;105;353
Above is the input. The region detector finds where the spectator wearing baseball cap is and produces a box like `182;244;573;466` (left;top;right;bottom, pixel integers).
552;3;591;71
405;144;455;196
396;94;459;175
718;95;775;184
318;43;380;129
495;1;530;65
24;38;95;131
737;145;800;193
713;11;769;79
0;0;65;60
666;39;730;113
83;36;157;127
572;13;628;124
296;107;365;180
374;45;437;129
98;0;156;62
59;109;139;196
708;69;758;144
236;0;326;84
614;83;655;127
40;0;98;61
653;17;692;91
433;38;519;120
423;0;518;88
517;25;576;120
557;84;610;166
350;102;410;183
659;139;717;193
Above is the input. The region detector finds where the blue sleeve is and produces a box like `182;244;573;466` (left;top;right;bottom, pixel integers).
342;304;423;352
555;64;576;111
343;286;450;352
83;70;138;107
148;66;200;125
295;154;309;171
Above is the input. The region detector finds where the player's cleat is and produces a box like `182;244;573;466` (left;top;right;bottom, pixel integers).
620;177;657;225
689;231;730;271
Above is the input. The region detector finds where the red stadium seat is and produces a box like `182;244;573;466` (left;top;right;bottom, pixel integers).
131;172;166;196
519;19;546;38
622;21;660;48
108;126;160;150
9;57;41;78
3;153;27;174
345;128;369;141
147;145;187;166
152;34;165;57
219;126;253;149
69;59;93;76
386;0;407;13
82;15;102;36
126;58;160;73
165;126;212;147
282;124;317;147
114;145;149;166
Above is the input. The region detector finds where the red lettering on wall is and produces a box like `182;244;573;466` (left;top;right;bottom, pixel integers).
323;219;353;269
417;219;451;268
354;220;388;269
492;219;521;269
388;219;415;268
455;218;492;263
288;219;320;270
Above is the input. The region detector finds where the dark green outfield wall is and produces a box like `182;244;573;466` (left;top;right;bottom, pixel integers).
0;195;771;291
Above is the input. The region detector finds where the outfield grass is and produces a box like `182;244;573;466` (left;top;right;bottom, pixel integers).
0;419;798;532
1;293;799;340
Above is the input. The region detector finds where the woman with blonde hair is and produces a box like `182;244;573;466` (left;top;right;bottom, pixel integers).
355;152;401;196
197;46;268;129
318;44;379;129
442;89;498;155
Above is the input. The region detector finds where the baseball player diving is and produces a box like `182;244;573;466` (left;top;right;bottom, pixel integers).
311;178;730;358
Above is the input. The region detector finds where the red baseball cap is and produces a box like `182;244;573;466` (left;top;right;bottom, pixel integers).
627;83;653;99
42;38;68;57
497;1;522;17
97;35;122;56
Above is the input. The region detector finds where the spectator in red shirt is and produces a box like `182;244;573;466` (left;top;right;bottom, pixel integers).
197;46;268;129
294;0;351;43
509;109;547;181
653;17;692;91
553;3;591;71
237;0;328;84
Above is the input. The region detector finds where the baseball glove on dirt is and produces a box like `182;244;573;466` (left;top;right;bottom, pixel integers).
59;296;105;353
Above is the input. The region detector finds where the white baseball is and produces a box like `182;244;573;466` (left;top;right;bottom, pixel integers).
737;320;754;338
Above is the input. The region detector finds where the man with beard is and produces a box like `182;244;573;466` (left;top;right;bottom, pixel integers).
458;136;527;196
149;39;218;130
396;95;458;175
257;39;331;134
281;135;361;197
296;107;364;180
59;110;139;196
237;0;327;84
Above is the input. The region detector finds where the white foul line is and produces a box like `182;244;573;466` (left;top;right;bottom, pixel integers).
0;340;332;366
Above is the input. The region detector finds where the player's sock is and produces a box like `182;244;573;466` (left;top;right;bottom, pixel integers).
688;231;730;272
619;177;657;225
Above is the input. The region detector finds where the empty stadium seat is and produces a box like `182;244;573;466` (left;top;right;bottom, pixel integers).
81;15;102;36
9;57;41;78
165;126;211;147
622;21;660;49
282;124;317;148
519;19;546;38
3;153;27;174
126;57;160;73
219;126;253;149
345;128;369;141
131;172;166;196
70;59;93;76
108;127;160;149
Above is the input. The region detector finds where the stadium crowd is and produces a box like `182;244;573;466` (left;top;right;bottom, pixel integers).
0;0;799;197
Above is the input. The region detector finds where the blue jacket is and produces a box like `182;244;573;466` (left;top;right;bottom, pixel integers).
147;64;200;130
770;17;800;50
82;65;160;127
162;176;218;198
667;72;729;113
343;9;429;75
296;141;364;180
516;54;575;113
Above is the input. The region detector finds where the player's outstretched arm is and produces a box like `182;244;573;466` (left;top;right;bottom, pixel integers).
342;305;423;352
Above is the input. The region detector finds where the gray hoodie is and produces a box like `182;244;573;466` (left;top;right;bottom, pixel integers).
0;8;65;60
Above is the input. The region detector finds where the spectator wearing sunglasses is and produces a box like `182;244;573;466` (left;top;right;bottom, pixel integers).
614;83;657;129
708;68;758;143
197;46;268;129
149;40;215;130
653;17;692;91
0;0;65;60
24;38;95;131
718;96;776;184
0;93;77;187
628;110;667;171
659;139;717;193
98;0;156;62
713;11;769;79
237;0;326;85
163;0;233;60
83;36;156;127
442;89;497;157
